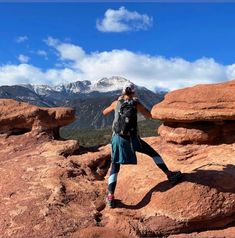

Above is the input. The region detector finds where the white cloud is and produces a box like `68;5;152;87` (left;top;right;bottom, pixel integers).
1;37;235;91
16;36;28;43
44;36;59;47
44;37;85;64
0;64;47;86
56;43;85;62
37;50;48;57
0;64;79;86
96;6;153;32
18;54;30;63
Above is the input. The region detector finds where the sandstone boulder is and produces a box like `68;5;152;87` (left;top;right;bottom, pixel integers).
151;79;235;122
141;79;235;237
0;99;75;136
152;79;235;145
158;121;235;145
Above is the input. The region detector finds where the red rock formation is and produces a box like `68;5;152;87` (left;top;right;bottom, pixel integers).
0;99;112;237
0;99;75;137
71;227;131;238
151;79;235;122
0;129;114;237
0;133;235;237
100;137;235;237
145;79;235;237
0;99;103;237
170;226;235;238
152;79;235;145
1;88;235;238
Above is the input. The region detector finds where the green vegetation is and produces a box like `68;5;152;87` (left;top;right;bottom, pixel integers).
60;119;162;147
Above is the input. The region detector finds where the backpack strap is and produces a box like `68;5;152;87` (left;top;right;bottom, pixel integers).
118;97;139;108
118;98;125;110
131;97;139;107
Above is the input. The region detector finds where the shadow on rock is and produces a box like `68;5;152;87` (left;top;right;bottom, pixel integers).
182;163;235;193
116;164;235;209
115;180;173;210
71;144;107;156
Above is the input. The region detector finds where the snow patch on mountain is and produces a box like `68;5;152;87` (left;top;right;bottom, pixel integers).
91;76;129;92
20;76;134;95
21;84;54;96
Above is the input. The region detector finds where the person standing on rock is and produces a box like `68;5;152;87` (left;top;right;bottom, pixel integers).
102;82;182;208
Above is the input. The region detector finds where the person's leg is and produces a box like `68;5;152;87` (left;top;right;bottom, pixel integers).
134;137;182;182
106;162;120;208
135;137;170;175
108;162;120;195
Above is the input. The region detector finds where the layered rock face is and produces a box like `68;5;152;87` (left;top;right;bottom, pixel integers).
152;79;235;122
0;99;76;138
152;79;235;145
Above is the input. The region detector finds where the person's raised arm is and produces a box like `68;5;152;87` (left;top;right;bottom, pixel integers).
136;101;152;119
102;100;118;116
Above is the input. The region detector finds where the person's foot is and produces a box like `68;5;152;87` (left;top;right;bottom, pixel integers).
106;193;115;208
167;171;183;184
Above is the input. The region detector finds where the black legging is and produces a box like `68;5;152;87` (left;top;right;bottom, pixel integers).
108;137;169;194
108;163;120;194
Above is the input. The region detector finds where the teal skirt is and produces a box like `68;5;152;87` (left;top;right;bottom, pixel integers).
111;133;142;164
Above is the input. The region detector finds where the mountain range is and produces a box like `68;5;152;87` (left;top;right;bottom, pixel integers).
0;76;166;129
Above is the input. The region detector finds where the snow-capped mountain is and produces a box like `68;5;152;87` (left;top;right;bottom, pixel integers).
52;80;92;93
0;76;166;128
21;84;54;96
21;76;140;95
90;76;131;92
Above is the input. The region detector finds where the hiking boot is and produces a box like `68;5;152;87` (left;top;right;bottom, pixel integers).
167;171;183;184
106;194;115;208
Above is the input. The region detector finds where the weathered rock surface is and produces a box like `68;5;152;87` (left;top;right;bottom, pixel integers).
158;121;235;145
0;131;114;237
1;90;235;238
151;79;235;122
71;227;130;238
2;132;235;237
101;137;235;237
142;79;235;237
0;99;112;237
170;226;235;238
0;99;75;136
152;79;235;145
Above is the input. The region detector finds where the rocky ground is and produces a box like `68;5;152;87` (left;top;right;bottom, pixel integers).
1;79;235;238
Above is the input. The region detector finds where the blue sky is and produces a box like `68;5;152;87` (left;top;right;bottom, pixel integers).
0;3;235;91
